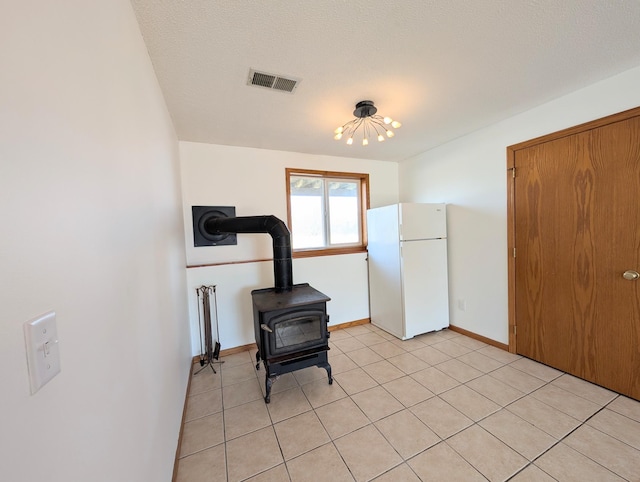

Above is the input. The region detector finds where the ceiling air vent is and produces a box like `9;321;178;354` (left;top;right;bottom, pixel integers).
248;69;300;93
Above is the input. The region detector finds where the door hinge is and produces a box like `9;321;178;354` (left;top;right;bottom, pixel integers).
511;167;516;178
513;247;516;258
513;325;517;335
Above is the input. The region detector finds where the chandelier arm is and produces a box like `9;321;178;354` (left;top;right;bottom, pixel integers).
342;119;357;131
370;121;385;137
342;118;357;140
370;117;389;130
353;118;365;136
372;119;394;136
343;119;358;137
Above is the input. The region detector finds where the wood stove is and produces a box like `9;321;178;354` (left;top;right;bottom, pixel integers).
194;211;333;403
252;283;332;402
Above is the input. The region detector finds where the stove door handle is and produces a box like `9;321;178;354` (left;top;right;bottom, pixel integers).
260;324;273;333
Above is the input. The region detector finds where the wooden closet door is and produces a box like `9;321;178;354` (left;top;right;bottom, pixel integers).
513;115;640;400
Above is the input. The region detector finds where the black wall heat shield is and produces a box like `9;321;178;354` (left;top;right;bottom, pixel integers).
192;206;237;247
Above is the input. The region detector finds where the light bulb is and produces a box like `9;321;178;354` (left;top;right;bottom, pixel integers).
377;134;385;142
334;126;344;134
391;121;402;128
383;117;392;124
386;130;395;138
362;138;369;146
334;132;343;140
347;137;353;145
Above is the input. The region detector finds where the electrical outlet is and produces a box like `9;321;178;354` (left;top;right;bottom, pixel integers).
24;311;61;394
457;299;466;311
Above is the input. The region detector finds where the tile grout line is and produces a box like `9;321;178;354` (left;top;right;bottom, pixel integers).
243;333;501;475
218;364;229;482
260;367;293;482
185;328;637;481
500;370;623;481
327;332;492;479
386;335;631;480
435;344;620;481
503;397;622;481
399;338;528;480
363;334;616;481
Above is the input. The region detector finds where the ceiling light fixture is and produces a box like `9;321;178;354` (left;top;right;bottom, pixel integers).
334;100;401;146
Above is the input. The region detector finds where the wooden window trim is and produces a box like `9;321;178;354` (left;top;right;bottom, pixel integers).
286;168;370;258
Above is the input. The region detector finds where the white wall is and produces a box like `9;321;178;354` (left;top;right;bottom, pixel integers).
180;142;398;352
0;2;190;481
400;65;640;345
185;254;368;350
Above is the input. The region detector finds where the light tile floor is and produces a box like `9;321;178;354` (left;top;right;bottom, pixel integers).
175;325;640;482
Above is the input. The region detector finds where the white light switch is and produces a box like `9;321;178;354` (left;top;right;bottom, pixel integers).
24;311;61;394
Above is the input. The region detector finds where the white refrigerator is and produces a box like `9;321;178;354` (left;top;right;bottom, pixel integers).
367;203;450;340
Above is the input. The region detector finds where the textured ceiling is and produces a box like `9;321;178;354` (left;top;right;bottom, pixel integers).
130;0;640;162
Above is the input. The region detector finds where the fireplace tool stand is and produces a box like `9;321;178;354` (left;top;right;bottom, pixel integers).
194;285;224;376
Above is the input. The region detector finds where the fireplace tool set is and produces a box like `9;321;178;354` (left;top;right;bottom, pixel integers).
194;284;223;375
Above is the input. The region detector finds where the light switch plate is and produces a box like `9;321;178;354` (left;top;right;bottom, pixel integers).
24;311;61;394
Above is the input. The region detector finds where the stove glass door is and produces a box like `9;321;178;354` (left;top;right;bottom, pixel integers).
273;312;323;351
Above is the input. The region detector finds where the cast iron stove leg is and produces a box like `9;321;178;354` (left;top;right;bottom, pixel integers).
319;361;333;385
264;375;278;403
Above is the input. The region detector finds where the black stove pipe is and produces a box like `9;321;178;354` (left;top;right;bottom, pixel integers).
202;215;293;292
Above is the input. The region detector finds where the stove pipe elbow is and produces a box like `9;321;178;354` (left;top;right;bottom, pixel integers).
201;215;293;292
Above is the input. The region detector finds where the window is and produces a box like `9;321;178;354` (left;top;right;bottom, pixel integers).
286;168;369;257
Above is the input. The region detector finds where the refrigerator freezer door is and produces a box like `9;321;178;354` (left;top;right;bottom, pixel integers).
399;203;447;241
401;238;450;338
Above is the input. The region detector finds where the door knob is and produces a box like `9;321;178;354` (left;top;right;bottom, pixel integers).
623;270;640;280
